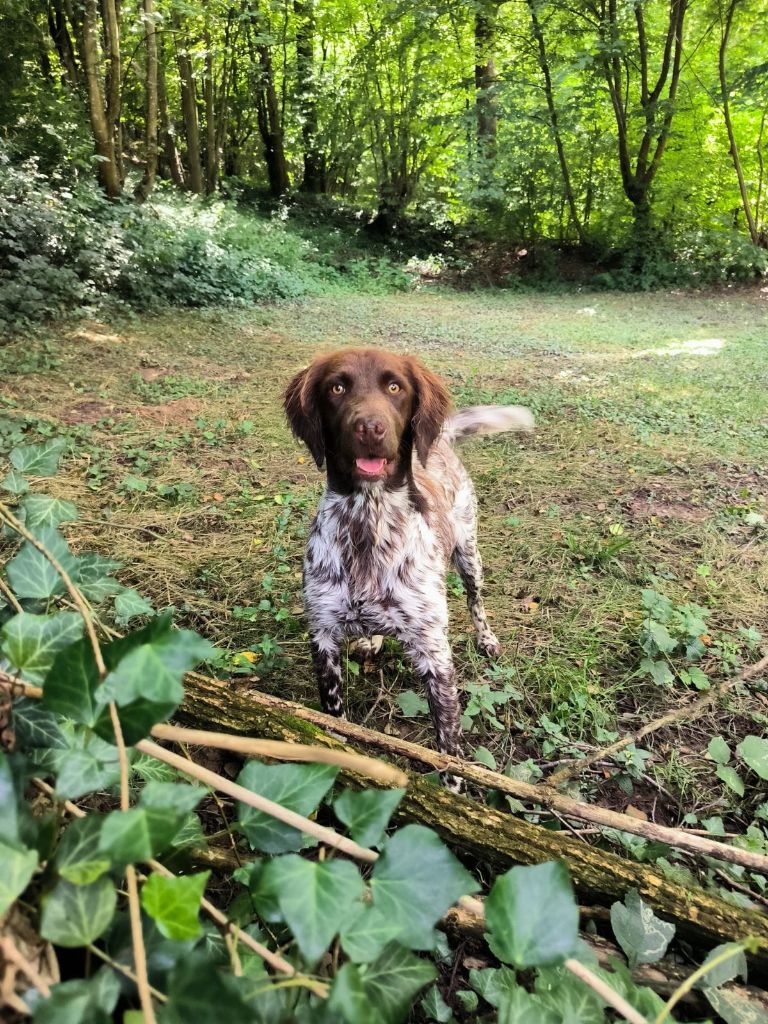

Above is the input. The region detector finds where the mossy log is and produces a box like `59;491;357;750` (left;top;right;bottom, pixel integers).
179;672;768;966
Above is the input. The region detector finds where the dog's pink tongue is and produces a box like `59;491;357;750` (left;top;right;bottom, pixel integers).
356;457;387;474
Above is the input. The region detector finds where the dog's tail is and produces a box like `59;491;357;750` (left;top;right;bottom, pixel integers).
444;405;535;443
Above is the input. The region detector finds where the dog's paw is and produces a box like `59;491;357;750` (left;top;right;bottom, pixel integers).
477;631;501;658
441;772;466;794
349;635;384;672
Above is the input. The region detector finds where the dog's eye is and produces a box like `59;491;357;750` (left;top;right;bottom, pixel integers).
387;382;401;394
331;383;345;395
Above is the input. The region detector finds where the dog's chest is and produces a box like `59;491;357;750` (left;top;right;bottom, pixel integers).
303;488;446;635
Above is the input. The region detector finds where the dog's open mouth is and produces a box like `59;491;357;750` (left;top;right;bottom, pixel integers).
355;457;388;478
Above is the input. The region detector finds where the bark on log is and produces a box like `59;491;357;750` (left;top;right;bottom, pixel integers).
178;672;768;967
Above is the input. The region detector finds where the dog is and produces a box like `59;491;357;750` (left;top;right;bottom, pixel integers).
284;348;533;755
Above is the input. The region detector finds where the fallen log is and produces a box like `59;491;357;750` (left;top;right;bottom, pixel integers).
178;672;768;966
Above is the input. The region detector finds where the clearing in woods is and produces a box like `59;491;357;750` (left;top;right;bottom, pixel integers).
3;287;767;823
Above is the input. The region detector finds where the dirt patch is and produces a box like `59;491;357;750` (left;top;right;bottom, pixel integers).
60;399;124;425
133;397;203;426
628;490;709;523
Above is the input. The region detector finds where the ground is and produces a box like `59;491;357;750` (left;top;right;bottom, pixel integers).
2;287;767;837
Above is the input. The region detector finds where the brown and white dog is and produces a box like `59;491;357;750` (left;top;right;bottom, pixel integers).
284;348;533;756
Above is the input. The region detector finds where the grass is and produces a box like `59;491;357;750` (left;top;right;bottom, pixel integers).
2;286;767;836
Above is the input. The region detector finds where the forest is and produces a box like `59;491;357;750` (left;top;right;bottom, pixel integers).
2;1;768;1023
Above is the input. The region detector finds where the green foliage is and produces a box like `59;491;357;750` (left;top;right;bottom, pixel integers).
610;889;676;968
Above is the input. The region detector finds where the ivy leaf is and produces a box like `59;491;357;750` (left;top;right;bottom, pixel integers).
261;854;364;961
716;764;745;795
737;736;768;780
1;469;29;494
0;843;38;914
40;876;116;946
468;966;520;1008
420;985;452;1022
486;861;579;968
236;762;338;853
328;963;377;1024
114;588;154;625
10;438;66;476
535;965;605;1022
56;817;111;886
1;611;83;683
339;901;401;963
396;690;430;717
359;943;436;1024
0;752;19;841
705;987;768;1024
6;528;76;599
138;781;207;814
55;737;121;801
42;635;104;727
12;697;68;750
610;889;675;967
694;943;748;989
368;825;479;950
707;735;731;766
497;987;560;1024
162;951;253;1024
33;968;121;1024
141;871;210;940
333;788;405;847
99;806;186;864
21;494;78;532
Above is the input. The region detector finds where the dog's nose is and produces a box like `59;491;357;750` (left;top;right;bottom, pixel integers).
354;416;386;441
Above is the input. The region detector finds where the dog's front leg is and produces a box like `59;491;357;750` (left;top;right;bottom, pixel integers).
310;633;345;717
403;628;461;757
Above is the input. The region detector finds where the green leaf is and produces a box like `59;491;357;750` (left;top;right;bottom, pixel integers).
261;854;364;961
717;764;745;795
469;966;520;1008
13;698;68;749
114;588;154;625
610;889;675;967
645;621;677;655
10;438;66;476
682;666;710;690
368;825;479;950
420;985;452;1022
705;987;768;1024
396;690;429;717
138;781;207;814
707;735;731;766
640;658;675;687
56;816;110;885
42;634;104;726
141;871;210;940
339;901;401;963
21;494;78;532
55;740;121;801
0;752;20;841
33;969;121;1024
2;469;29;494
473;745;497;769
328;963;377;1024
738;735;768;780
694;942;748;989
130;753;178;784
333;788;405;847
236;762;338;853
0;842;38;914
535;966;605;1023
40;876;116;946
162;951;253;1024
359;944;437;1024
1;611;83;683
486;861;579;968
497;987;560;1024
6;528;76;599
99;806;185;864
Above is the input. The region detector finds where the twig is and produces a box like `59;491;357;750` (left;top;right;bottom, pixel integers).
548;652;768;787
88;944;167;1003
31;778;327;996
244;689;768;875
564;957;649;1024
0;936;52;999
135;738;378;864
0;574;23;614
654;941;749;1024
151;722;409;786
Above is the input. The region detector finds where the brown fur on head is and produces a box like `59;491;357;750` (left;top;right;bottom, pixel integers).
283;349;451;488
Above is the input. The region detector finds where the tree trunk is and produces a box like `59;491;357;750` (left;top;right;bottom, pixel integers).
526;0;586;246
474;1;498;170
175;672;768;966
719;0;759;244
102;0;122;182
174;25;204;194
157;35;186;189
47;0;79;87
295;0;325;193
247;12;290;197
204;17;218;194
134;0;158;201
78;0;122;197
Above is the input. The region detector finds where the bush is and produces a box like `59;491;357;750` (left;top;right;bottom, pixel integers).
0;152;411;333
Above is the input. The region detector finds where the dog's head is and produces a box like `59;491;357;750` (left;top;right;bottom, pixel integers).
283;348;451;488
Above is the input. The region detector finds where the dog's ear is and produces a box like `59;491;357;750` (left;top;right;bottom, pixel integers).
284;363;325;468
409;357;451;467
